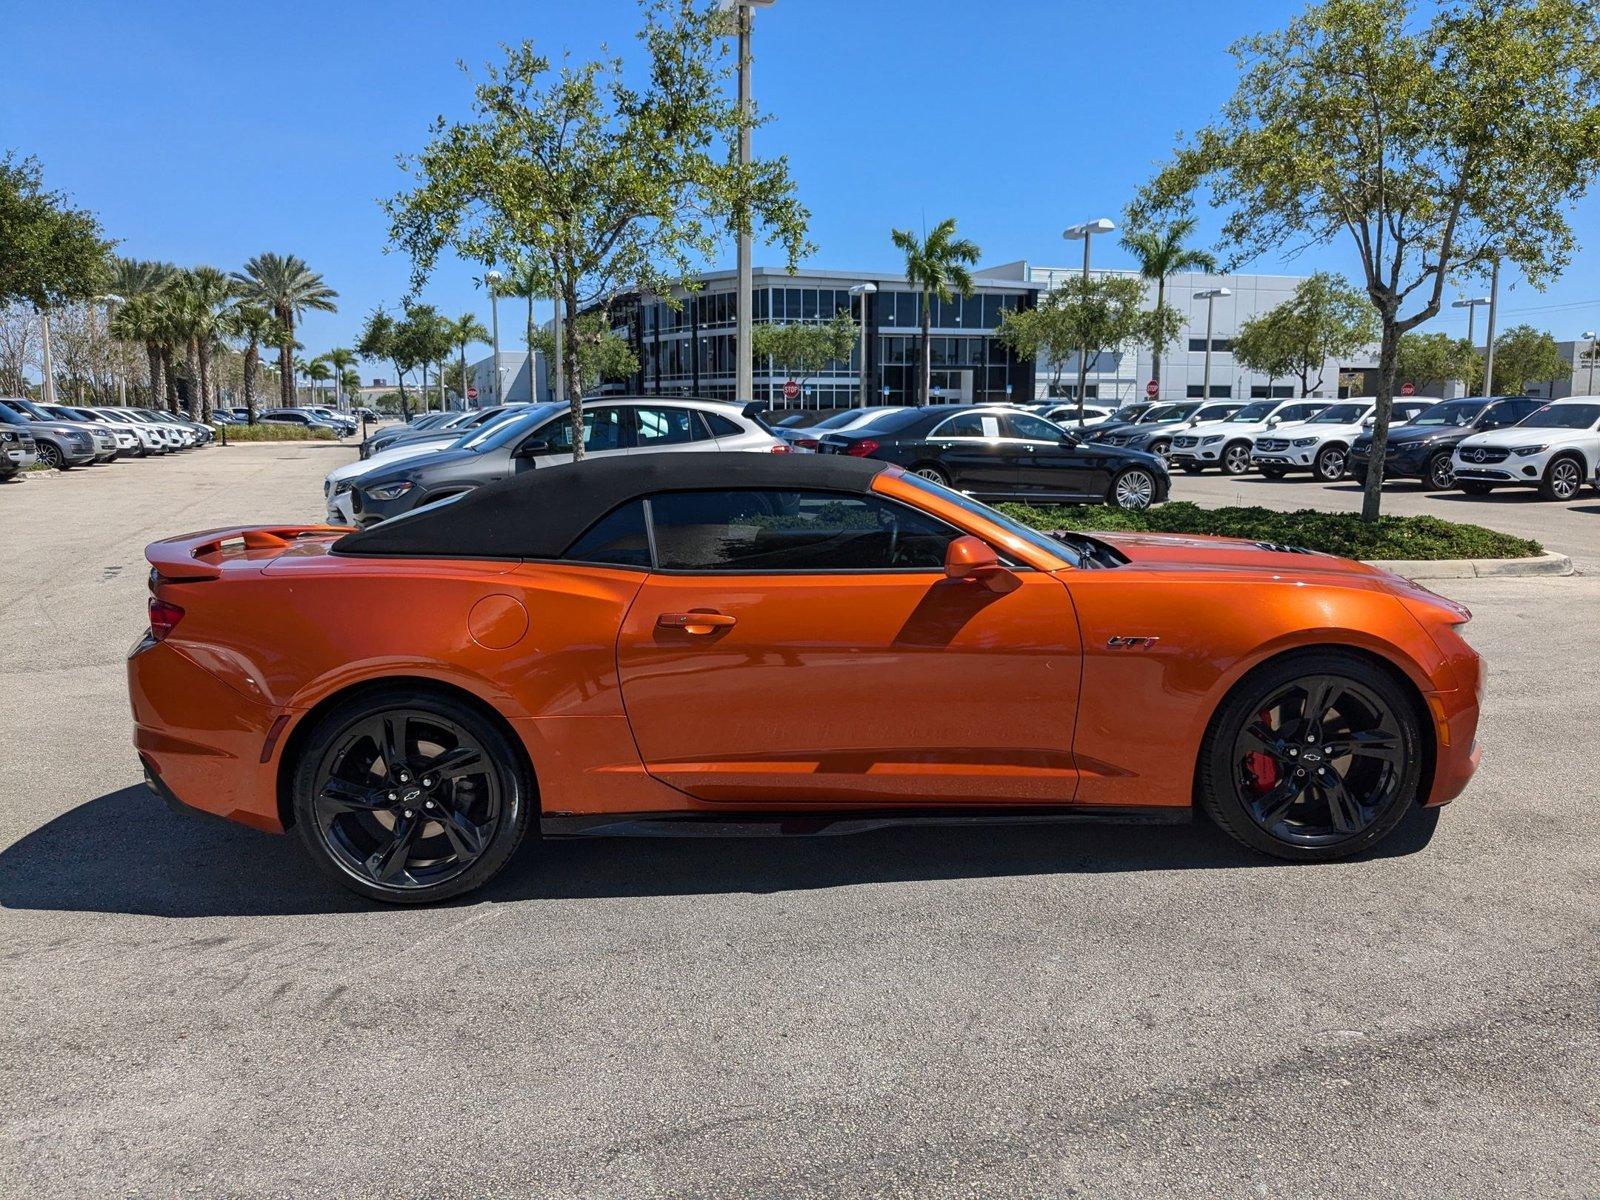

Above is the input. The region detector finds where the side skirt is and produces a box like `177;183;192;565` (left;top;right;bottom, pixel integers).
540;806;1191;840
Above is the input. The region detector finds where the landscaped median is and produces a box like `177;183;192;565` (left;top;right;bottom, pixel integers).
215;424;338;442
999;501;1570;579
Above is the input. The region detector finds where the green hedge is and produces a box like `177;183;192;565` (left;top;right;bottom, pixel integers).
216;423;338;442
997;501;1543;561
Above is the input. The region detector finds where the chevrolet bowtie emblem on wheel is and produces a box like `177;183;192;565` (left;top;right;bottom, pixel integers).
1107;635;1161;649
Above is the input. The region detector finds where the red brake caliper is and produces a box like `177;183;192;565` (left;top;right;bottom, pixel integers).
1244;707;1279;794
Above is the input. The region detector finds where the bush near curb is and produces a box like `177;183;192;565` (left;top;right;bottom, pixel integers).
217;423;337;442
997;501;1543;561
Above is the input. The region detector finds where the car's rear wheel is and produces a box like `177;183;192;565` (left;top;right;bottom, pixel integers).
1539;455;1583;501
1221;442;1252;476
912;463;949;486
1148;438;1172;461
1314;444;1347;481
1180;462;1203;474
1459;481;1493;496
1199;652;1422;861
1427;451;1455;490
1259;466;1288;479
1109;466;1157;511
291;689;532;904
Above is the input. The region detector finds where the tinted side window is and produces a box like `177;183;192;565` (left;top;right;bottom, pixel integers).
649;490;955;572
536;407;627;453
633;406;704;447
1006;413;1062;440
563;500;651;567
931;412;986;438
702;412;743;438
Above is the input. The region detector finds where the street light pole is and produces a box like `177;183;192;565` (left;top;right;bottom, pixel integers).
1062;217;1115;420
485;270;504;405
1482;259;1501;397
100;293;125;405
38;307;56;405
848;282;876;407
1583;331;1597;396
1452;296;1490;396
720;0;776;404
1195;288;1231;405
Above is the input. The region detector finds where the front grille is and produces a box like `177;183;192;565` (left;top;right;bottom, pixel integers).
1172;435;1199;449
66;430;90;449
1099;434;1129;446
1255;437;1290;452
1459;446;1509;464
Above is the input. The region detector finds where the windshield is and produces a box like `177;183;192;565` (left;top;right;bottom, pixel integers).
1142;404;1195;422
1307;404;1367;424
812;409;868;431
1228;402;1276;421
459;409;542;449
471;403;563;452
1520;402;1600;430
11;398;54;420
899;473;1079;568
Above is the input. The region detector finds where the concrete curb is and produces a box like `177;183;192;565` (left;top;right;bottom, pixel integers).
1364;550;1574;580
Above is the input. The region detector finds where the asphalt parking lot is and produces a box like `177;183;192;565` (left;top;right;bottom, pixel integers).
2;444;1597;1198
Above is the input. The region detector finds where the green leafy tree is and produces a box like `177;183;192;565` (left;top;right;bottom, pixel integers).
448;312;490;405
890;218;981;405
324;347;356;409
385;1;810;458
751;310;857;400
1233;273;1377;397
1490;324;1566;394
1136;0;1600;520
1395;331;1480;393
531;313;639;398
999;274;1154;423
221;303;280;422
230;253;338;408
356;307;416;418
0;153;112;309
397;304;454;411
1120;216;1217;388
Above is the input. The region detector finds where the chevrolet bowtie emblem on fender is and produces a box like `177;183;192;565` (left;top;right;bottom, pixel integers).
1107;635;1161;649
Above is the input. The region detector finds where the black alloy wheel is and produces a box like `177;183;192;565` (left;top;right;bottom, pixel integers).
1314;444;1348;482
1200;653;1421;860
292;690;531;903
1221;442;1252;476
1427;451;1455;490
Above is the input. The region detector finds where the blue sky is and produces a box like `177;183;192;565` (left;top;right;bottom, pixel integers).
7;0;1600;359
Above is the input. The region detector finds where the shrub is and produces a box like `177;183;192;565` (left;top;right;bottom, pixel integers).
217;423;338;442
996;500;1542;561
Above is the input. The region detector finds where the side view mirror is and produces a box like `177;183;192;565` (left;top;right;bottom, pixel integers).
1058;431;1081;447
515;439;552;459
944;535;1020;594
1266;415;1280;427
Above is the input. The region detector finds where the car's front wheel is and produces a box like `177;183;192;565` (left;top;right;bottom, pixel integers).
291;689;533;904
1427;451;1455;490
1539;455;1583;501
1459;481;1493;496
1109;466;1157;511
1313;444;1347;481
1221;442;1253;476
1199;652;1422;861
1259;465;1288;479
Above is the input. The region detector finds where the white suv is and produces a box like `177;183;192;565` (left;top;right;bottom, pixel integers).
1451;397;1600;500
1250;399;1377;481
1170;398;1329;475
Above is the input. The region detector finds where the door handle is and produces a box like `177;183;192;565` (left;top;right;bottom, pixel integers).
657;610;738;635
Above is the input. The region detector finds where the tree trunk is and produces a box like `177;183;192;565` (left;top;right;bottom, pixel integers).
161;348;179;413
278;334;293;408
919;292;932;406
186;340;202;419
1360;319;1402;523
1151;275;1165;389
563;285;584;460
198;340;214;422
146;343;163;408
393;361;410;420
244;342;258;423
459;343;468;407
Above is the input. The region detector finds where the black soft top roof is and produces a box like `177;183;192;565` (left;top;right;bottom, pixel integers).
334;451;893;560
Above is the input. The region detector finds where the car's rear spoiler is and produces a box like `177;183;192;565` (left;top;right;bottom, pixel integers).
145;525;346;581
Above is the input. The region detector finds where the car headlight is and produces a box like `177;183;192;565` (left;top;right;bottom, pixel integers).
1512;444;1548;457
1200;434;1223;445
365;480;414;501
1291;437;1319;446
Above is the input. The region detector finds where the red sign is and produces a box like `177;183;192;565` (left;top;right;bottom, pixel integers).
783;380;801;401
1400;382;1416;396
466;386;479;401
1145;380;1159;398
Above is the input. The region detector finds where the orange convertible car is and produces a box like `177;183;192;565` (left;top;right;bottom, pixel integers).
130;453;1482;903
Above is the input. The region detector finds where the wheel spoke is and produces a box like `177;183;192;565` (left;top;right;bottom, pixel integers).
1254;775;1306;827
1300;677;1344;733
379;715;408;778
1318;773;1366;834
1326;728;1403;762
1240;720;1281;757
428;745;482;780
365;811;421;883
319;777;386;814
437;807;486;861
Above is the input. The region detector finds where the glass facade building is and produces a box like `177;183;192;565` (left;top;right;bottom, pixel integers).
596;268;1040;410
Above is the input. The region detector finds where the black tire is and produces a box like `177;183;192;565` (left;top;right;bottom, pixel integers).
1109;466;1157;511
1538;454;1584;501
1260;466;1288;479
1426;451;1455;490
1459;481;1493;496
1198;651;1422;862
1180;463;1203;474
1220;441;1253;476
1149;438;1172;461
911;463;949;487
36;442;66;470
1348;467;1367;485
291;688;533;904
1313;443;1348;482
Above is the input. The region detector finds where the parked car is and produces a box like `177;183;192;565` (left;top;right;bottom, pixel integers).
128;409;192;449
304;406;358;435
1037;403;1118;427
0;397;104;467
1098;401;1243;460
42;404;156;457
1347;396;1544;489
134;451;1483;903
341;397;784;527
815;404;1170;510
1250;400;1378;480
1170;398;1329;475
361;405;524;460
88;407;172;455
0;424;37;478
260;408;343;435
776;405;905;451
771;410;840;431
1451;397;1600;500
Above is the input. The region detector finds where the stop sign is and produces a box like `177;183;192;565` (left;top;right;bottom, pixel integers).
466;386;479;401
1145;380;1159;398
783;380;801;401
1400;382;1416;396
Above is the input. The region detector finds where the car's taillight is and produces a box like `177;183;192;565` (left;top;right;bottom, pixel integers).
148;597;185;641
769;443;791;454
795;437;820;450
845;438;880;457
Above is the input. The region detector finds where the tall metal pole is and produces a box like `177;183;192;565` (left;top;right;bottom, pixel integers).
1464;305;1476;367
553;295;565;404
1074;234;1091;405
1589;337;1597;395
735;4;754;403
1482;259;1500;397
488;282;502;403
1201;293;1216;403
38;308;56;405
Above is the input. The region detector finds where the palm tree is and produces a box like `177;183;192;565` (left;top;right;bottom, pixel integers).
1121;216;1218;391
185;267;232;420
339;367;362;411
302;356;331;406
448;313;490;405
890;219;981;405
230;253;338;408
107;259;177;406
222;303;278;423
325;347;356;409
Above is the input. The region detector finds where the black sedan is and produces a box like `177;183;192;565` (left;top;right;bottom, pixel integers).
817;404;1170;510
1348;395;1544;488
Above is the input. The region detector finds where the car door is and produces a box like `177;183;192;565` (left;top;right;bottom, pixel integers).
628;403;717;455
614;487;1083;805
923;411;1021;495
514;405;629;470
1003;411;1097;499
